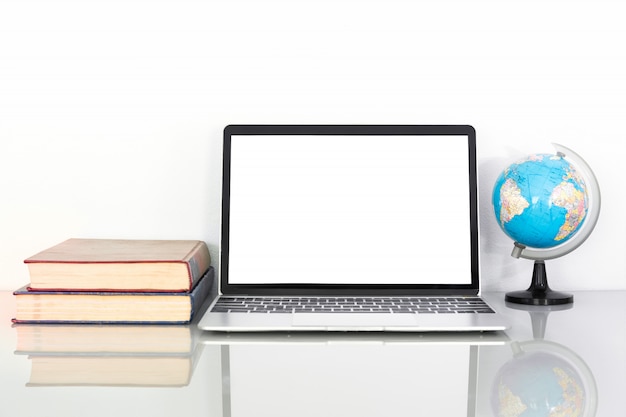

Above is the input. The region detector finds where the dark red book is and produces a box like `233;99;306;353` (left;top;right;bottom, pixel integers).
24;238;211;292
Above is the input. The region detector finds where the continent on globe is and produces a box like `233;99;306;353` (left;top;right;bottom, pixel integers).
493;153;588;249
550;181;586;241
498;178;530;225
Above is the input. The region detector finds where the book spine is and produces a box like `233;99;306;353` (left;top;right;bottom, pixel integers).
185;241;211;287
189;266;214;321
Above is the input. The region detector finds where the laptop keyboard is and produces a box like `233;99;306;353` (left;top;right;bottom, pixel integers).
210;296;495;314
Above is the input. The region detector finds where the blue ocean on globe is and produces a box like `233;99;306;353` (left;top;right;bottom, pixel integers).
492;153;588;249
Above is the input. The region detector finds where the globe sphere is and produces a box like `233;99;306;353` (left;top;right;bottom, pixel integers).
492;153;588;249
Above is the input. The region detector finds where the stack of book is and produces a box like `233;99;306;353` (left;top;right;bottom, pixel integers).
12;238;213;324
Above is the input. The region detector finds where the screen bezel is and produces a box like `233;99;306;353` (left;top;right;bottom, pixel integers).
220;125;479;296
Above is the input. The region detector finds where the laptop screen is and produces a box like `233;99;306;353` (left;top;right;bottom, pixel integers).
221;125;479;295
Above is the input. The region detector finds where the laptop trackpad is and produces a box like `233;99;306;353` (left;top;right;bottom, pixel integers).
292;313;419;329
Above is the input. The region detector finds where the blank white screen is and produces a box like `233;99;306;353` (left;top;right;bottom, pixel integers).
227;134;472;285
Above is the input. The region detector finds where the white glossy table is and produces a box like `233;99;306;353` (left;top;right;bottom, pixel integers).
1;291;623;416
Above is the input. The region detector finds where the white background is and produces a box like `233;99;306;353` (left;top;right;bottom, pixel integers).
1;0;625;291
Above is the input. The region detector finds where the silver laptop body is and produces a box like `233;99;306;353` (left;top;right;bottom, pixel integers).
198;125;508;332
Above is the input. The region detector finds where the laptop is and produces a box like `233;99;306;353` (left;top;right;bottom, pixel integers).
197;124;508;332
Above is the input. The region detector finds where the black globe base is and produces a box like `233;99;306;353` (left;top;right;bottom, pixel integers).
505;260;574;306
505;289;573;306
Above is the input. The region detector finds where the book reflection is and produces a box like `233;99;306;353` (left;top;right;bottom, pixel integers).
14;324;202;387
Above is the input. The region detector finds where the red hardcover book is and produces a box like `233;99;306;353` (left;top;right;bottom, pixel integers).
24;238;211;292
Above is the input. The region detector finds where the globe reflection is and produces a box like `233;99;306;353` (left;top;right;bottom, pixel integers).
493;348;585;416
491;303;598;417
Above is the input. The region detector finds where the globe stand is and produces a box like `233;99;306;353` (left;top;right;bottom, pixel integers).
505;260;573;306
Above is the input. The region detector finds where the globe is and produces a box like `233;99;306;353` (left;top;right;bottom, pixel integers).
491;144;601;305
492;153;588;249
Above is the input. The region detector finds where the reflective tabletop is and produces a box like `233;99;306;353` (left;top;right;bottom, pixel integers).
1;291;624;416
